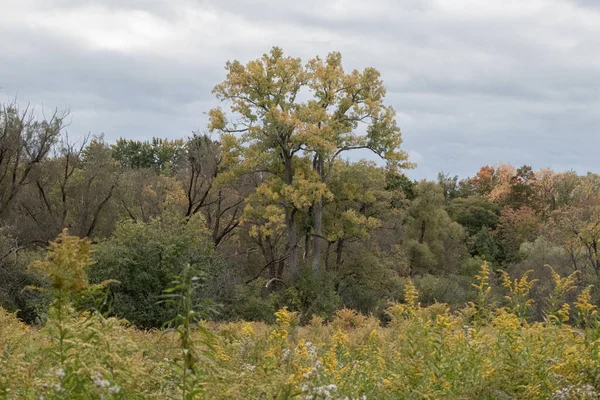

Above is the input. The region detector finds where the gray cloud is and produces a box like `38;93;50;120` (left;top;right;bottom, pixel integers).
565;0;600;9
1;0;599;179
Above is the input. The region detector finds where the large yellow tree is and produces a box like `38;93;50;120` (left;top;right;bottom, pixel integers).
209;47;410;279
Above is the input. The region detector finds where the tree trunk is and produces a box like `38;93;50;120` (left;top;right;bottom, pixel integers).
286;208;299;279
283;151;300;279
312;155;325;271
335;238;345;269
212;190;222;245
325;241;332;272
303;230;310;262
303;206;313;262
419;220;427;244
312;199;323;271
277;259;285;279
269;259;277;280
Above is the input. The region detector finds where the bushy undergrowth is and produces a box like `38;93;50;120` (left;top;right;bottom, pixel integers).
3;234;600;399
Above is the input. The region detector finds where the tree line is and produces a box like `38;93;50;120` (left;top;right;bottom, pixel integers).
1;47;599;327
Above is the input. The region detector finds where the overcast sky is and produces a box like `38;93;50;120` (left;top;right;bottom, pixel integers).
2;0;599;179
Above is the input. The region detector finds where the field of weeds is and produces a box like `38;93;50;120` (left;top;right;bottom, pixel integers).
2;261;600;399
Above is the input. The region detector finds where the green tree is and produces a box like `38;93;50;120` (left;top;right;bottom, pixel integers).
90;213;216;328
471;227;501;262
404;181;466;275
323;161;390;270
386;170;416;202
437;172;460;203
112;137;185;173
496;205;539;262
448;196;500;236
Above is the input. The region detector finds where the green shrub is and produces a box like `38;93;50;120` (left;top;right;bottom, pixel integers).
90;212;217;328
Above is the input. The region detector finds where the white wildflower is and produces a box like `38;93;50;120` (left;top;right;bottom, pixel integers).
552;384;599;400
463;325;472;341
242;363;256;372
307;384;338;400
108;385;121;394
91;372;110;389
281;348;291;361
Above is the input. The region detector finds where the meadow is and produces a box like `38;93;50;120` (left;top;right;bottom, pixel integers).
2;236;600;400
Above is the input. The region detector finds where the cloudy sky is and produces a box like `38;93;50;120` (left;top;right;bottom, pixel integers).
1;0;599;179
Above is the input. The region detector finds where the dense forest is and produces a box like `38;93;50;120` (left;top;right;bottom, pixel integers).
2;47;600;398
2;47;600;327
